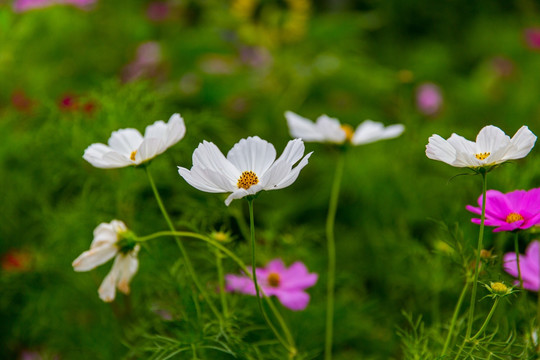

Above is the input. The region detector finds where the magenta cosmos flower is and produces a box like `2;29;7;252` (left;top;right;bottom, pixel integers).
13;0;96;12
226;259;318;311
504;240;540;291
466;188;540;232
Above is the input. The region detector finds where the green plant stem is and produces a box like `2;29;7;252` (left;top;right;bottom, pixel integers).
215;249;229;318
514;232;523;289
465;171;487;340
137;229;296;354
325;152;345;360
470;297;500;341
441;281;469;356
144;166;221;320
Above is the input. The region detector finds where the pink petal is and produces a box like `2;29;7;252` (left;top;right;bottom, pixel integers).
274;290;311;311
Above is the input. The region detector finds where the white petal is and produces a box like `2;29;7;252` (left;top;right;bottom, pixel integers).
136;137;163;163
425;135;458;165
274;152;312;190
285;111;327;142
475;125;511;153
275;138;305;165
178;166;236;193
226;136;277;176
192;141;240;183
116;246;140;294
98;256;121;302
315;115;346;143
144;120;168;141
83;143;132;169
107;128;144;156
351;120;404;145
225;188;252;206
164;113;186;149
72;244;118;272
91;222;120;248
503;126;537;160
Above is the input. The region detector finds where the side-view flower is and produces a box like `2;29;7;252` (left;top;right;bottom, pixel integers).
226;258;318;311
425;125;536;168
466;188;540;232
285;111;404;145
504;240;540;291
72;220;140;302
178;136;312;205
83;113;185;168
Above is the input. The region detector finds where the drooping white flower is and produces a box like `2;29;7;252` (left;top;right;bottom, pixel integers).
83;113;186;168
178;136;312;206
72;220;140;302
425;125;536;168
285;111;404;145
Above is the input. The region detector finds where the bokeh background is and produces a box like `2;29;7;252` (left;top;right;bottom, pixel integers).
2;0;540;359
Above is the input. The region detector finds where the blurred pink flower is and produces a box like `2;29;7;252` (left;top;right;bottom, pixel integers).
491;56;515;78
416;83;443;116
11;90;35;113
226;259;318;311
122;41;163;83
525;28;540;50
13;0;96;12
504;240;540;291
147;1;170;21
466;189;540;232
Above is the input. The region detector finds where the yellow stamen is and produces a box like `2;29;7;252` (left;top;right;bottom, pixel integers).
130;150;137;161
267;272;280;287
475;152;490;161
341;124;354;142
237;170;259;190
506;212;524;223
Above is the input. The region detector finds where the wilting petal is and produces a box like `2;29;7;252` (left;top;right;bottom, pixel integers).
98;256;122;302
72;244;118;272
116;247;140;294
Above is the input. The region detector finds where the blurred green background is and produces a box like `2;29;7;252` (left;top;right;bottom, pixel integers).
2;0;540;359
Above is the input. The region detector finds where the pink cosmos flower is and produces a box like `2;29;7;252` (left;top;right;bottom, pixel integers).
226;259;318;311
416;83;443;116
525;28;540;50
466;189;540;232
503;240;540;291
13;0;96;12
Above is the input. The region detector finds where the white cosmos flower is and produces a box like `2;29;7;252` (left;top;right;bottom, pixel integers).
72;220;140;302
83;113;186;168
178;136;313;206
425;125;536;168
285;111;404;145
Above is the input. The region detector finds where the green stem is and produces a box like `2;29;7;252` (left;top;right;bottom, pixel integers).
441;281;469;356
514;232;523;289
470;297;500;341
248;199;295;354
144;166;221;320
325;152;345;360
215;249;229;317
137;229;296;354
465;171;487;340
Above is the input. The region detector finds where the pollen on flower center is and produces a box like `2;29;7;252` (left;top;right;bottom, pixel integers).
475;152;491;160
506;212;524;223
237;171;259;190
267;272;281;287
341;124;354;142
130;150;137;161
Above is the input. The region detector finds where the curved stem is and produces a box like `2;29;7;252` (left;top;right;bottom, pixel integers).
215;249;228;317
441;281;469;356
144;166;221;320
514;232;523;289
325;152;345;360
465;171;487;340
470;297;500;341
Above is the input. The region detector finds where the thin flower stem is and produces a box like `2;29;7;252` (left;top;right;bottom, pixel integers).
441;281;469;356
514;232;523;289
325;152;345;360
465;171;487;340
144;166;221;320
137;229;296;354
248;199;295;354
470;297;500;341
215;249;229;317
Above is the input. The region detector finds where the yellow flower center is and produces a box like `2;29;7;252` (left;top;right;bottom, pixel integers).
237;171;259;190
341;124;354;142
130;150;137;161
506;212;524;223
267;272;281;287
475;152;490;161
490;282;508;295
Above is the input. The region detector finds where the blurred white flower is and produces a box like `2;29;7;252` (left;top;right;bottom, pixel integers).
178;136;312;206
72;220;140;302
83;113;185;168
426;125;536;168
285;111;404;145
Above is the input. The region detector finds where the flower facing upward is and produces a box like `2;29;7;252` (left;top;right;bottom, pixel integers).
285;111;404;145
425;125;536;168
178;136;312;206
83;113;185;169
72;220;140;302
466;189;540;232
226;259;318;311
504;240;540;291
